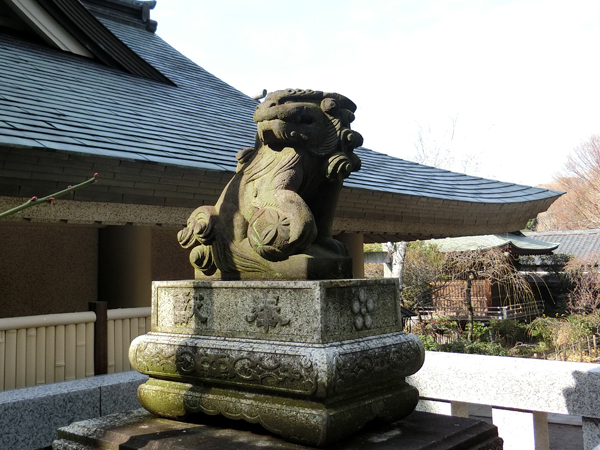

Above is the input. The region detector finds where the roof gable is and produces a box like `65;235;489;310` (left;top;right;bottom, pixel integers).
0;24;258;168
4;0;92;55
2;0;172;83
0;24;562;205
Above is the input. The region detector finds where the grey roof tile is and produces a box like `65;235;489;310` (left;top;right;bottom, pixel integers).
0;135;39;148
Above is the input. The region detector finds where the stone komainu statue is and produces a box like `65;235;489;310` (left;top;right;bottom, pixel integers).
178;89;363;280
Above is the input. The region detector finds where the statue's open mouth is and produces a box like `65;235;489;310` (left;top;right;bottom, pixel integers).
257;120;304;145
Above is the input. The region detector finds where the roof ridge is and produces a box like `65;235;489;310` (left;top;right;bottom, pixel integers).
79;0;157;32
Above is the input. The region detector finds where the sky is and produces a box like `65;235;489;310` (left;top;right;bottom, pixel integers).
151;0;600;187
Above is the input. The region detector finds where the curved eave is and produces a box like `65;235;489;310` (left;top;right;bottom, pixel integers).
0;142;562;241
524;229;600;259
335;188;560;243
334;148;563;242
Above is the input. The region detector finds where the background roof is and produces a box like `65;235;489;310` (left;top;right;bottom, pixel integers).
427;232;559;255
524;229;600;258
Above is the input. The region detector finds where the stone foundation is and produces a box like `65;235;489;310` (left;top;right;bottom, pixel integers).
53;409;503;450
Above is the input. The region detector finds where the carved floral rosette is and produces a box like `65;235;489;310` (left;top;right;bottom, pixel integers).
130;331;423;400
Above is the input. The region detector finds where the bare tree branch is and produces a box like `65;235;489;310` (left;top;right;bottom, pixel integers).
537;135;600;230
0;174;98;219
411;115;480;176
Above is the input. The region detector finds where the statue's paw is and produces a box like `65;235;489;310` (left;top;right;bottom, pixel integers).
178;206;216;248
248;208;291;261
177;226;196;248
316;237;349;257
189;244;217;276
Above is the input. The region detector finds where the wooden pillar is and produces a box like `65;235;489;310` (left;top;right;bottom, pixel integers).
98;226;152;308
89;301;107;375
335;233;364;278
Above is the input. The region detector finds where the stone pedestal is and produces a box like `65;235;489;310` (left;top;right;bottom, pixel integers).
129;279;424;447
53;409;503;450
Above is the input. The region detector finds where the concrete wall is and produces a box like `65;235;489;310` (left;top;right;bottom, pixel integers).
0;224;98;318
1;222;349;315
0;223;194;316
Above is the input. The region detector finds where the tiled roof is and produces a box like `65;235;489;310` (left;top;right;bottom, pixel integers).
524;229;600;258
427;232;558;255
0;27;255;173
354;149;560;203
0;14;562;207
